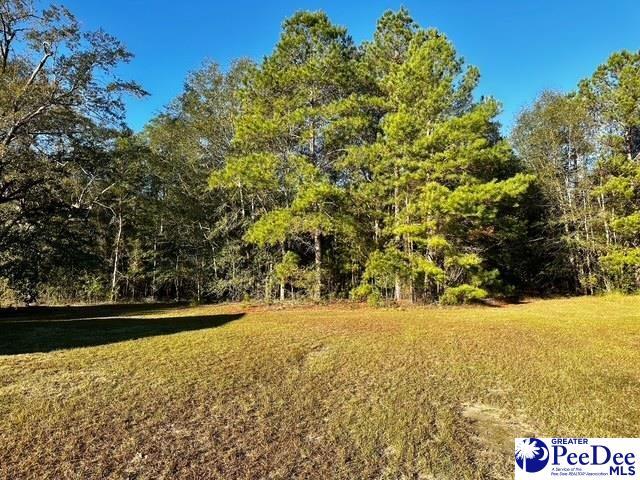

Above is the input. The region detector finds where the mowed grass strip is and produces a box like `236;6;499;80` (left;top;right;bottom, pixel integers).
1;296;639;479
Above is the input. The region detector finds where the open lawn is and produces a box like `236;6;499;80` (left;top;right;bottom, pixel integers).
1;296;639;479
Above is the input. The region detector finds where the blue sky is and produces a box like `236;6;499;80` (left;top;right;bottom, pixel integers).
62;0;640;133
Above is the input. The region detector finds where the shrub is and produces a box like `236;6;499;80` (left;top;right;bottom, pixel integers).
0;278;18;307
366;290;383;306
440;284;488;305
350;283;373;301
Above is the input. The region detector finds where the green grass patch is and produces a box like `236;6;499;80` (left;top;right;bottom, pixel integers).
1;296;639;479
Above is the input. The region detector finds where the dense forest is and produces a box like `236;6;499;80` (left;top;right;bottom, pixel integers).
1;1;639;306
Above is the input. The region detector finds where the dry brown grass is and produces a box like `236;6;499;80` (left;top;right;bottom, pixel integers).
1;295;639;479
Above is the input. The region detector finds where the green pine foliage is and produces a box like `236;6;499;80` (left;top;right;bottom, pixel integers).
349;25;534;303
2;2;639;305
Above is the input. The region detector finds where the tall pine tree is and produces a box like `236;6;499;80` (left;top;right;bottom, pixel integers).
211;12;372;300
352;25;534;304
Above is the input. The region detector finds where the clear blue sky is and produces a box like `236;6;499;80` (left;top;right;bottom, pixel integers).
62;0;640;133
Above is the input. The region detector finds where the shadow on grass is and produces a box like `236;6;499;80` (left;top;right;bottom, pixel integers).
0;302;188;322
0;312;244;355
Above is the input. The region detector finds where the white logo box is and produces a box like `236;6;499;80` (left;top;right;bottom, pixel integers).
515;438;638;479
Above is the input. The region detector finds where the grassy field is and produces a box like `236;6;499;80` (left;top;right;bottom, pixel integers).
1;296;639;479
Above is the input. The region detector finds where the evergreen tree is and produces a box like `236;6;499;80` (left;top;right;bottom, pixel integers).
6;4;637;306
352;27;534;304
211;12;372;300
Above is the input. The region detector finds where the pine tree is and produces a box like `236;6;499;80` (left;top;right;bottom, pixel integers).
353;26;534;304
211;12;371;300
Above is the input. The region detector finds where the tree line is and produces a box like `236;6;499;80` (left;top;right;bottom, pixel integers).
1;1;638;306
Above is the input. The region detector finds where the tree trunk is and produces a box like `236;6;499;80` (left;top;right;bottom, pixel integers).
175;254;180;301
265;262;274;302
394;275;402;302
393;163;401;302
280;244;285;301
110;211;123;302
314;229;322;301
195;254;201;303
374;219;380;245
151;217;163;299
